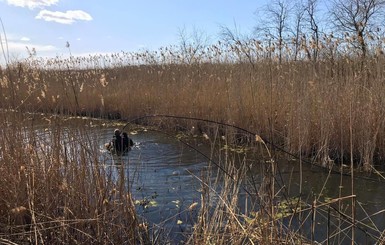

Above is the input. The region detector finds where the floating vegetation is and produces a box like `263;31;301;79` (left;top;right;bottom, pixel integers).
275;197;306;219
135;199;158;209
221;144;249;154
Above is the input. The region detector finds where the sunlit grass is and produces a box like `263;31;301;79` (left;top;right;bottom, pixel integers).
0;113;147;244
2;41;385;170
1;33;385;243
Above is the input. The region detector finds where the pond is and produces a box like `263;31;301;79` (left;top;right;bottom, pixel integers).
27;117;385;244
95;126;385;244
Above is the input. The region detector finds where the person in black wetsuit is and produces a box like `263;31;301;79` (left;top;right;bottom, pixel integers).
122;132;134;153
113;129;123;154
106;129;134;155
105;129;123;154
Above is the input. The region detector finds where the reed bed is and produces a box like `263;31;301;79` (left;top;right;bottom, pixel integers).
0;109;383;244
0;113;148;244
2;41;385;170
1;33;385;243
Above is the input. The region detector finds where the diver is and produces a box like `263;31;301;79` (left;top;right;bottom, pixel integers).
122;131;134;153
105;129;134;155
105;129;123;154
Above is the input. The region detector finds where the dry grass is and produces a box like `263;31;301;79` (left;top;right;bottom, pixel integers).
0;112;147;244
1;33;385;243
2;44;385;170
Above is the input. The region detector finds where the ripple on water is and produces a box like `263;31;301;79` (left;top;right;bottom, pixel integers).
98;129;215;231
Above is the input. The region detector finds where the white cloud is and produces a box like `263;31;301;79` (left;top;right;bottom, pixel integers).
6;0;59;9
3;40;57;54
35;9;92;24
20;37;30;41
0;34;57;64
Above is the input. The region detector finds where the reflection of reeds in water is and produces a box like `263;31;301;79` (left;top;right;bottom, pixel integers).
180;128;383;244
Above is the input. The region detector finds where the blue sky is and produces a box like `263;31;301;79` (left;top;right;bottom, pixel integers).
0;0;266;60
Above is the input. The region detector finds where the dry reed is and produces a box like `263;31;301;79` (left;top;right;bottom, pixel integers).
2;36;385;170
0;113;147;244
1;31;385;243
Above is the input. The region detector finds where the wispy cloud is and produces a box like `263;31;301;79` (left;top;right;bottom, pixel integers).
20;37;30;41
4;41;57;54
6;0;59;9
35;9;92;24
1;34;56;54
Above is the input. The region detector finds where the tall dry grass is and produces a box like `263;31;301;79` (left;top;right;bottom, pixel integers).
0;112;148;244
1;27;385;244
0;111;371;244
1;34;385;171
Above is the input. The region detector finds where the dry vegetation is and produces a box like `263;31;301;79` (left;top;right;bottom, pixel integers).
2;34;385;171
0;113;150;244
1;15;385;243
0;110;382;244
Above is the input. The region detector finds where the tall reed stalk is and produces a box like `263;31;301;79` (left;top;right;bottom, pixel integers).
2;45;385;170
0;113;146;244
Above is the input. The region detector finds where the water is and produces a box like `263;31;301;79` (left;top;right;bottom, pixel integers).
31;121;385;244
274;160;385;244
96;127;385;244
98;128;214;240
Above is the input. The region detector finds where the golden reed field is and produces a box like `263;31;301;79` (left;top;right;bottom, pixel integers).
2;38;385;171
1;34;385;244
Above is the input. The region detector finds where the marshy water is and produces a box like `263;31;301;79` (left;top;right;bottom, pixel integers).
29;119;385;244
97;127;385;244
99;128;213;235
